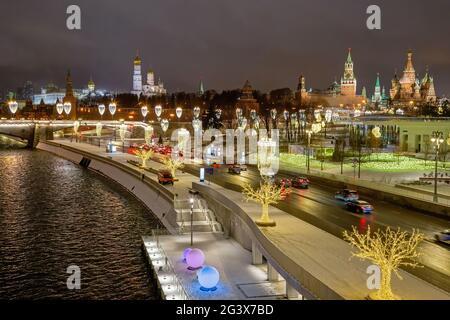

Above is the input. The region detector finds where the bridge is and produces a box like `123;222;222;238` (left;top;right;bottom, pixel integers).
0;120;151;148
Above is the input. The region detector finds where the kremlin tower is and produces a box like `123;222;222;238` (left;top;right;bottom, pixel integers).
340;48;357;96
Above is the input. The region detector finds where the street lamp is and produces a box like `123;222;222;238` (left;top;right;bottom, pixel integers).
188;190;199;246
98;104;106;120
56;102;64;117
431;131;444;202
141;105;148;122
176;107;183;119
155;105;162;120
193;106;201;119
306;129;312;173
63;102;72;118
8;100;18;119
109;102;117;140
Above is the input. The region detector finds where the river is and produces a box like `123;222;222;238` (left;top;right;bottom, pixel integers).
0;149;159;299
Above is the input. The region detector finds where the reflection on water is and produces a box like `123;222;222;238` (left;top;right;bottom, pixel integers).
0;149;160;299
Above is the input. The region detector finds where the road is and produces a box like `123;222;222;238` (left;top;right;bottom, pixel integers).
181;162;450;293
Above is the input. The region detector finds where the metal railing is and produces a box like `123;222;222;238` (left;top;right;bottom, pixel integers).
150;229;191;300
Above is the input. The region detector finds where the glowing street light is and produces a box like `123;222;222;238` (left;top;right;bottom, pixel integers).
155;105;162;119
8;100;18;119
141;105;149;121
193;106;201;119
431;131;445;202
98;104;106;119
176;107;183;119
108;102;117;118
56;102;64;116
160;119;169;133
63;102;72;116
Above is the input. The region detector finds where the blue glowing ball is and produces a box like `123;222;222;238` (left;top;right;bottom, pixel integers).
182;248;192;261
198;265;220;290
186;248;205;269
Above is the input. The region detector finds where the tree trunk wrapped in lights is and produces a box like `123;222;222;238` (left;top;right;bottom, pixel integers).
134;149;153;168
242;179;290;227
163;157;184;178
343;226;424;300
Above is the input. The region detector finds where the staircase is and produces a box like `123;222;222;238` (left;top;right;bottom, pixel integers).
174;197;222;234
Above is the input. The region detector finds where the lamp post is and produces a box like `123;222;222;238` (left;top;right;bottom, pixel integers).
56;102;64;119
431;131;444;202
306;129;312;173
109;102;117;140
8;100;18;119
98;104;106;120
141;105;148;122
63;102;72;119
155;105;162;121
188;190;199;246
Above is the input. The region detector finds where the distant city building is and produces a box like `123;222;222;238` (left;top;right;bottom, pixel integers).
371;73;388;107
296;49;366;108
33;74;106;105
131;53;166;97
390;50;437;105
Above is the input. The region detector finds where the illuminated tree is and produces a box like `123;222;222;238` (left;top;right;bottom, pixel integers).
242;179;290;227
343;226;424;300
163;157;184;178
134;149;153;168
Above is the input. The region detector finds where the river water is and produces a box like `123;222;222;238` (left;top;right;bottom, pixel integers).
0;149;159;299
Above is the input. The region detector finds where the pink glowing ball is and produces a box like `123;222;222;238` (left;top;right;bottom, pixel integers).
183;248;192;260
186;248;205;269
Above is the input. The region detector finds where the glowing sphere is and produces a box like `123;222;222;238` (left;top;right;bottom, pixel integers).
197;266;220;290
186;248;205;269
182;248;192;261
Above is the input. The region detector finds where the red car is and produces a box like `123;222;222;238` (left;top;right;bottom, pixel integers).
158;170;175;185
292;177;309;189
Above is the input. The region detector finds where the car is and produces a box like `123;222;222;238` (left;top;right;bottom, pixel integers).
335;189;359;202
210;162;221;169
277;178;292;188
435;230;450;245
291;177;310;189
157;170;175;185
238;164;248;171
346;199;374;214
280;185;291;200
228;165;242;175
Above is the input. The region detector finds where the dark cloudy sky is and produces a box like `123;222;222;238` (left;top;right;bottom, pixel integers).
2;0;450;97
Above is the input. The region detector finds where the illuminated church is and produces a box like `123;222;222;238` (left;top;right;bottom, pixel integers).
131;53;166;97
389;50;437;105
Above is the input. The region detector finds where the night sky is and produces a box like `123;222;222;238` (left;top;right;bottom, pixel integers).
2;0;450;97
